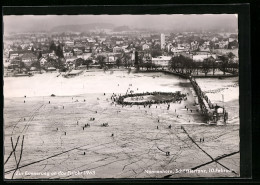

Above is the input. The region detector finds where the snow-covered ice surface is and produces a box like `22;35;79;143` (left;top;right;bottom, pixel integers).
4;71;239;179
4;71;186;98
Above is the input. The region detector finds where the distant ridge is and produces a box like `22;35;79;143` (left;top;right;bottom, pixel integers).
51;23;115;32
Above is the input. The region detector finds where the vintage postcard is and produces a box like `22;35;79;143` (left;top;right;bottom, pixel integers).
3;12;241;180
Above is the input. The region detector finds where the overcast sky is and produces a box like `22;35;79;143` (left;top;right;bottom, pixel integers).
3;14;238;33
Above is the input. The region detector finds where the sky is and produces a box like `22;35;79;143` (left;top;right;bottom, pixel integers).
3;14;238;33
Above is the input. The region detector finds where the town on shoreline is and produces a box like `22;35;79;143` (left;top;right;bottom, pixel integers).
4;29;239;78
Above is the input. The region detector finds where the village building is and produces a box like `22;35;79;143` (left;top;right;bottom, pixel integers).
39;57;47;66
113;46;122;53
152;56;172;67
142;43;150;50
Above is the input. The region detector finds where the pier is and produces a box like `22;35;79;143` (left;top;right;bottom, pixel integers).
139;69;228;123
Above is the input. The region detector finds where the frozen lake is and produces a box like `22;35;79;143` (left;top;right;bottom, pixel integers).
4;71;189;98
4;70;240;179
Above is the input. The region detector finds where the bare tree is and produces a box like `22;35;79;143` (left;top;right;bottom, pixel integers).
201;59;211;76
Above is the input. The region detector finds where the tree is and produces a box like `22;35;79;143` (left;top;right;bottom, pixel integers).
83;59;92;70
218;55;229;75
145;62;153;70
96;55;106;68
138;55;144;70
49;41;56;51
56;44;64;58
205;56;216;75
115;58;121;69
122;53;131;68
227;52;235;62
183;57;194;74
134;51;139;70
170;57;177;71
151;49;162;58
211;58;217;75
17;61;25;73
37;51;42;60
75;58;84;69
57;58;66;71
201;59;211;76
170;55;193;74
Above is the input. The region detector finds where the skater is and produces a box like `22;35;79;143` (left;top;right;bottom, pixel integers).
65;132;66;135
111;133;114;137
49;101;50;104
57;128;58;131
63;106;64;109
84;152;86;155
157;126;159;129
24;100;25;103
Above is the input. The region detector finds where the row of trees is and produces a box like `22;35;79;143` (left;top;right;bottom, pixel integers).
168;52;238;76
